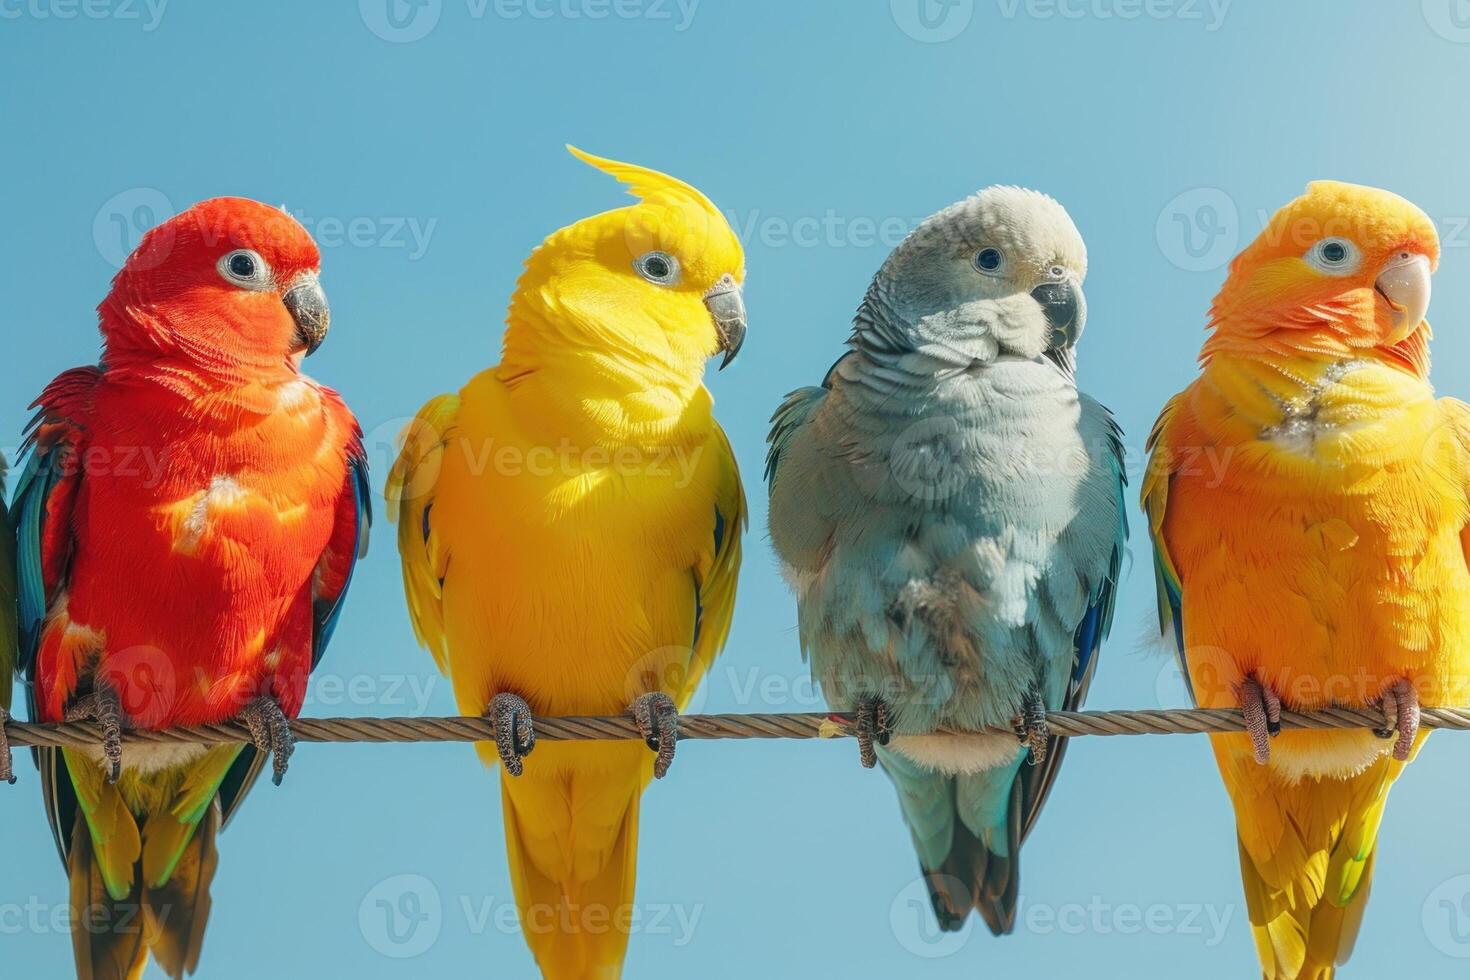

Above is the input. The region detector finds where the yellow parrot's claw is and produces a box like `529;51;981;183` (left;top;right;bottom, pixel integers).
629;692;678;779
240;695;296;786
1375;678;1421;763
1238;676;1283;765
488;692;536;778
65;686;126;783
0;706;13;785
854;695;892;770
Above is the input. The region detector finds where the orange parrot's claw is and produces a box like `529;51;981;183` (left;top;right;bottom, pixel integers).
488;692;536;778
1013;691;1050;766
853;695;892;770
1238;676;1283;765
0;707;14;785
240;695;296;786
1375;678;1420;763
66;686;126;783
630;692;679;780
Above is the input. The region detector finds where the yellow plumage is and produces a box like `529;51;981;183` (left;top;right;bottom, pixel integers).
388;147;746;978
1144;182;1470;978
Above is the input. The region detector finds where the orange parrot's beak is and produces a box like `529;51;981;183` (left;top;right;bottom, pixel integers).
1375;251;1431;345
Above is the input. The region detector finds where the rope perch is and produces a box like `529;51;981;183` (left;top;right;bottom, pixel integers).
7;706;1470;749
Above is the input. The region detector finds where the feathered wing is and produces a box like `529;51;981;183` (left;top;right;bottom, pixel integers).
678;420;746;707
0;456;17;720
385;393;461;674
1141;392;1190;696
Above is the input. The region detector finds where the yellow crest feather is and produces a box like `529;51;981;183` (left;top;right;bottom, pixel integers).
566;145;719;215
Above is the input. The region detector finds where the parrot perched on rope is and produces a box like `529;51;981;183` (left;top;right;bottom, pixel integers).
1143;181;1467;979
11;197;370;980
386;147;747;980
766;186;1127;934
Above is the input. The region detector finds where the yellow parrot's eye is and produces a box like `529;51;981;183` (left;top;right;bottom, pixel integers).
634;251;682;287
1305;237;1362;277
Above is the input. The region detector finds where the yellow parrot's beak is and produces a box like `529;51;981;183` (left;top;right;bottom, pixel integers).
1375;251;1431;345
704;274;747;369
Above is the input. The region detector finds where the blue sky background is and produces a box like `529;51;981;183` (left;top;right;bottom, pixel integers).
5;1;1470;976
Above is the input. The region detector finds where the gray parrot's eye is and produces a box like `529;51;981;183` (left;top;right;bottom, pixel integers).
217;249;273;290
974;248;1005;276
634;251;682;287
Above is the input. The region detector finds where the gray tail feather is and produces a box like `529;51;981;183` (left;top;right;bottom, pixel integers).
923;779;1023;937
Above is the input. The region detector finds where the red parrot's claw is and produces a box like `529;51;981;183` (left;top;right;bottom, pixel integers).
65;687;126;784
1376;679;1421;763
854;696;892;770
488;693;536;778
629;692;679;780
1238;676;1283;766
0;707;14;785
1013;691;1051;767
240;696;296;786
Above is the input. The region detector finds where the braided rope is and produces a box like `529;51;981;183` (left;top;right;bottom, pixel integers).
7;705;1470;748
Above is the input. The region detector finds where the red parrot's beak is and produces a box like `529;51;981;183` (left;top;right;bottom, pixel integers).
284;273;331;356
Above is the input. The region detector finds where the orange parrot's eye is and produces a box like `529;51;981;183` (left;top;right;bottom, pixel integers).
1305;237;1362;277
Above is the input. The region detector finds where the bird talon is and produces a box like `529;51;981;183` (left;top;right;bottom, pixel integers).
1018;691;1050;766
0;706;13;785
1238;676;1283;766
630;692;679;780
854;696;892;770
488;692;537;778
1375;678;1420;763
65;687;126;784
240;696;296;786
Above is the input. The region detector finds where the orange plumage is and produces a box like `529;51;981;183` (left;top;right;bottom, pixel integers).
1144;181;1470;978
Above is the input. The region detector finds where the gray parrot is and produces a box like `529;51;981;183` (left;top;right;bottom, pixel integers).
766;186;1127;934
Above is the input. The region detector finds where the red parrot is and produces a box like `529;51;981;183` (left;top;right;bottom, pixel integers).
10;197;370;980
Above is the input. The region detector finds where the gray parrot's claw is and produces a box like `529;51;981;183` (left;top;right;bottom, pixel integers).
488;693;537;778
1374;678;1420;763
65;688;126;784
1238;676;1283;766
240;696;296;786
1014;691;1050;766
854;696;892;770
630;692;679;780
0;707;13;785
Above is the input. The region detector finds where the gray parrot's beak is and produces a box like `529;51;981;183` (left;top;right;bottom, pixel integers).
704;274;747;370
284;273;331;356
1031;276;1086;349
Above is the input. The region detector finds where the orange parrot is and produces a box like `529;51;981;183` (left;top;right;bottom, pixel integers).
1143;181;1470;978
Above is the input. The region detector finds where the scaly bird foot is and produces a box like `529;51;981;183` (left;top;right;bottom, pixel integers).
487;692;536;778
0;706;13;785
630;692;679;780
1375;678;1420;763
240;696;296;786
65;687;126;784
1013;691;1050;766
854;696;892;770
1238;676;1283;765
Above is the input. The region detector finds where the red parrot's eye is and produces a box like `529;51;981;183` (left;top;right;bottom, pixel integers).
217;249;274;290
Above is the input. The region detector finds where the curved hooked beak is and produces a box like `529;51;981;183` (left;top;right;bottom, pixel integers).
284;273;331;356
1030;274;1087;349
704;274;747;370
1375;251;1432;345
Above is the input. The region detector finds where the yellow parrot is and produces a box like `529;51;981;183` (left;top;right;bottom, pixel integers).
387;147;747;979
1143;181;1470;978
